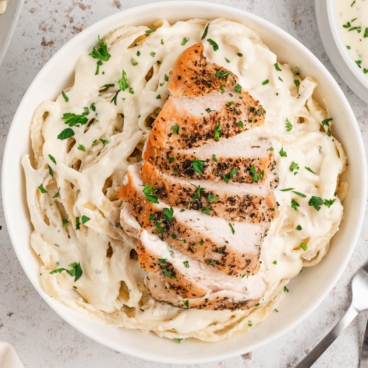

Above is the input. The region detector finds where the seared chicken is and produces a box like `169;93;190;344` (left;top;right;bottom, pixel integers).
119;42;277;311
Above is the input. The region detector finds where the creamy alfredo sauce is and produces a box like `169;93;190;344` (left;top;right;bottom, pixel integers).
335;0;368;76
22;18;346;342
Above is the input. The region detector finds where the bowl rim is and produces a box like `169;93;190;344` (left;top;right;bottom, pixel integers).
2;1;367;364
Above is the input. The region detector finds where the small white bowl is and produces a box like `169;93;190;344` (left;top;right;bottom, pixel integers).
0;0;24;65
315;0;368;104
2;1;367;364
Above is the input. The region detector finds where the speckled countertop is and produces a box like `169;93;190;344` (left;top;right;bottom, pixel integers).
1;0;368;367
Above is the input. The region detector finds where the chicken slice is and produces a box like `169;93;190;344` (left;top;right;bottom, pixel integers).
137;230;267;304
150;44;265;150
119;165;264;276
141;161;277;223
145;273;263;311
143;136;273;184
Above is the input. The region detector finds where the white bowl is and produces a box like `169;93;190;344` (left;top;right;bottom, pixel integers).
0;0;24;65
2;1;367;364
315;0;368;104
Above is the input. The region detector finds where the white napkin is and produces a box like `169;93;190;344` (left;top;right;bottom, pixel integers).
0;342;24;368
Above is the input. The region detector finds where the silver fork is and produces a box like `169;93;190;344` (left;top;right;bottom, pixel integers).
295;262;368;368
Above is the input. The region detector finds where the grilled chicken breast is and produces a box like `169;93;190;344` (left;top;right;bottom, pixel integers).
119;41;278;311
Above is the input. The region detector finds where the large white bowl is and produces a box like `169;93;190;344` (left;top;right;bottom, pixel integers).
2;1;367;364
315;0;368;104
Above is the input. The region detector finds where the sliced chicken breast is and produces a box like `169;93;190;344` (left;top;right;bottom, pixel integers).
141;161;277;223
143;137;272;184
145;273;262;311
150;44;265;150
138;230;267;303
119;165;264;276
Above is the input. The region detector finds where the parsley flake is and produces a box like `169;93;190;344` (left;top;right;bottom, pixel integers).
192;159;206;174
207;38;219;51
142;184;158;203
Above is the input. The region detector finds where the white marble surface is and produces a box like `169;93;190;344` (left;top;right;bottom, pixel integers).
0;0;368;367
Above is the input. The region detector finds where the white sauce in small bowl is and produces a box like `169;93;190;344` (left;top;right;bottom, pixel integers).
335;0;368;77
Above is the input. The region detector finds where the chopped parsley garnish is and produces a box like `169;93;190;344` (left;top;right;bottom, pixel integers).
250;165;259;183
155;222;165;233
192;184;204;200
81;215;90;224
90;103;96;112
257;107;263;116
158;258;167;264
62;91;69;102
53;188;60;199
237;121;244;128
324;199;335;208
364;28;368;38
294;79;300;87
262;79;269;85
181;37;189;45
208;194;219;202
225;57;231;63
212;154;218;162
199;239;204;245
296;225;302;231
273;260;277;265
289;161;299;172
305;166;315;174
111;69;129;105
215;71;230;78
131;58;138;66
48;154;56;165
248;321;253;327
175;338;183;344
142;184;158;203
77;144;85;152
149;214;156;221
92;140;97;147
208;260;216;265
163;266;176;278
150;52;156;57
100;83;114;89
279;147;287;157
299;243;308;251
285;118;293;132
172;234;177;239
169;157;175;163
284;286;289;292
100;138;108;146
237;52;243;57
281;188;294;192
156;94;161;99
201;206;211;215
274;63;282;71
62;219;69;227
137;51;141;57
321;118;333;136
145;29;155;34
50;262;83;282
278;76;283;82
62;113;88;127
163;207;174;221
205;108;212;113
291;199;300;211
38;184;48;194
192;159;206;174
89;37;111;75
219;85;225;93
171;124;180;134
201;23;210;40
292;191;306;198
48;164;54;178
234;84;242;93
184;300;189;308
57;128;74;140
161;39;164;45
214;123;222;141
207;38;219;51
75;217;80;230
222;169;236;183
308;196;324;211
183;261;190;268
229;222;235;234
164;74;169;82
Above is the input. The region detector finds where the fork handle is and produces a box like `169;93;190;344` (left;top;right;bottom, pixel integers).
295;304;358;368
